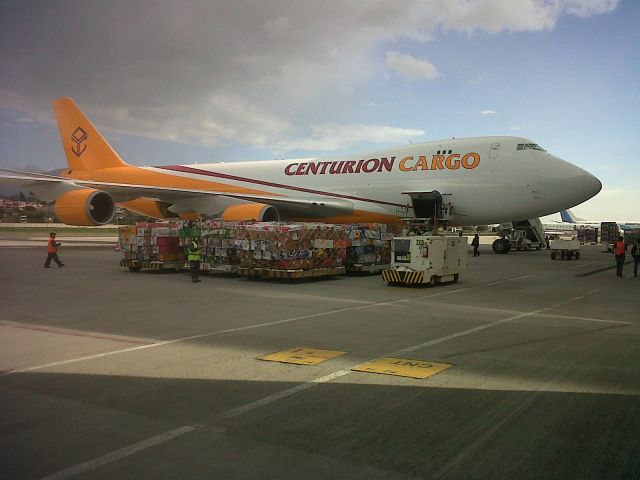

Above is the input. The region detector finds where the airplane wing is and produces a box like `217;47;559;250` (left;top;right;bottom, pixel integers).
0;169;354;216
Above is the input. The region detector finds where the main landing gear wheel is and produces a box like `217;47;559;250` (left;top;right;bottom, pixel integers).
492;239;511;254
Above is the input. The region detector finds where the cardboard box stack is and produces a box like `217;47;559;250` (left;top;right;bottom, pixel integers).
345;223;403;265
600;222;620;245
197;220;348;271
577;227;598;244
120;220;404;271
119;222;184;262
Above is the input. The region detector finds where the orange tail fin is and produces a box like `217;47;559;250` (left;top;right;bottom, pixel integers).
53;97;128;173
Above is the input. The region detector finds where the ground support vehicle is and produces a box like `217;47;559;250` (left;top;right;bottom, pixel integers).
550;239;581;260
382;235;467;286
493;218;545;254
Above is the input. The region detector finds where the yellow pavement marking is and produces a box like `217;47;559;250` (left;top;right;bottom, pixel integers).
352;357;454;379
259;347;347;365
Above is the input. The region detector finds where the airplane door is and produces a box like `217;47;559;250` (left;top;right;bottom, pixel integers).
489;143;500;158
404;191;442;219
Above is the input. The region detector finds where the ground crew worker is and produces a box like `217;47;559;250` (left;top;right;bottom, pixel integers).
187;237;202;283
613;236;626;277
632;238;640;278
44;232;64;268
471;234;480;257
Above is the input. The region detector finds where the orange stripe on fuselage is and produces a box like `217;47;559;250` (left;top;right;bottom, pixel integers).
287;210;403;225
64;165;280;197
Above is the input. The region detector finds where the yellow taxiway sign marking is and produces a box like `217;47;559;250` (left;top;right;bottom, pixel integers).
351;357;454;379
259;347;347;366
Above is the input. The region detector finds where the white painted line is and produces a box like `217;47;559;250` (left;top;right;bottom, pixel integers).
395;309;545;354
3;300;409;375
484;274;533;287
39;371;351;480
217;370;351;421
0;320;157;345
567;262;595;270
0;273;553;375
33;274;612;479
5;341;176;375
40;426;197;480
537;314;633;325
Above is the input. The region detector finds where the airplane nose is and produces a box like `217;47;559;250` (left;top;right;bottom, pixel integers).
584;172;602;200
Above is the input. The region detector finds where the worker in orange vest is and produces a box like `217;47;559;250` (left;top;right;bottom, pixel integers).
44;232;64;268
613;236;626;277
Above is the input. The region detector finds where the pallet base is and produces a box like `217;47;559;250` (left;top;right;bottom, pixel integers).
120;259;184;271
345;263;389;274
236;266;345;279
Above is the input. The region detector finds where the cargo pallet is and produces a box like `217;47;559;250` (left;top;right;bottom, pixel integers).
345;263;389;274
207;264;239;275
120;259;184;272
236;266;345;279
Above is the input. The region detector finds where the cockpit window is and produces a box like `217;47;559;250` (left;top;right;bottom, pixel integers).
517;143;546;151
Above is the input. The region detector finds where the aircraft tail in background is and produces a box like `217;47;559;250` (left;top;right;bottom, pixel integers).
560;209;585;223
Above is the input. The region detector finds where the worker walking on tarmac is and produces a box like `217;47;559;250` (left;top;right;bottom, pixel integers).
44;232;64;268
613;236;627;277
632;238;640;277
187;237;202;283
471;234;480;257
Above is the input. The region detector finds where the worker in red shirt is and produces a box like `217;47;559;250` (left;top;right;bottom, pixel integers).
44;232;64;268
613;236;626;277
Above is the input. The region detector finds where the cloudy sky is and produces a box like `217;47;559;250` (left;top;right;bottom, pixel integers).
1;0;638;221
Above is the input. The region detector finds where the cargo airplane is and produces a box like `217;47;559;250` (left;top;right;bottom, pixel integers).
0;98;602;253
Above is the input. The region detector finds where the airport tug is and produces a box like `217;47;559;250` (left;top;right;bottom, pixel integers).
382;235;467;286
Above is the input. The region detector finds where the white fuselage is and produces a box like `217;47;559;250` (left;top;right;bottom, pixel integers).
148;136;601;225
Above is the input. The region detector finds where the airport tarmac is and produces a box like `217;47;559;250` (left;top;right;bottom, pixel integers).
0;241;638;479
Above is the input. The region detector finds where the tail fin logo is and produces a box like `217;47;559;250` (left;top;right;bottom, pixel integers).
71;127;87;157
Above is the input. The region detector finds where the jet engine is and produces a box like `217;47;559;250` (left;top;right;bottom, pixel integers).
222;203;280;222
54;189;115;226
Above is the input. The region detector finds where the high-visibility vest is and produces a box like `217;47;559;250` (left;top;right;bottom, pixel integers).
187;241;201;261
614;241;626;256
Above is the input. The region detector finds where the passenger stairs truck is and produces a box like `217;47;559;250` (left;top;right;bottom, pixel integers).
493;218;545;254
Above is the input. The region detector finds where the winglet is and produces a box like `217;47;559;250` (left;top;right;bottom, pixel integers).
53;97;128;173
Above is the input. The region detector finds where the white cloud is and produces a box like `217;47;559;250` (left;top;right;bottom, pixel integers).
563;0;619;18
275;124;425;153
385;52;440;80
480;110;498;115
0;0;620;155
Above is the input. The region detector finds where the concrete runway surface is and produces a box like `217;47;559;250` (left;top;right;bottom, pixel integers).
0;241;638;479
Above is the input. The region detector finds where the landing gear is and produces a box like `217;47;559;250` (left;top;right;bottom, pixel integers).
492;239;511;254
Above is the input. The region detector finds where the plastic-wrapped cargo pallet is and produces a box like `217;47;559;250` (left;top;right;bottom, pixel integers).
120;220;402;277
185;220;403;273
119;223;184;269
345;223;404;268
198;220;348;271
